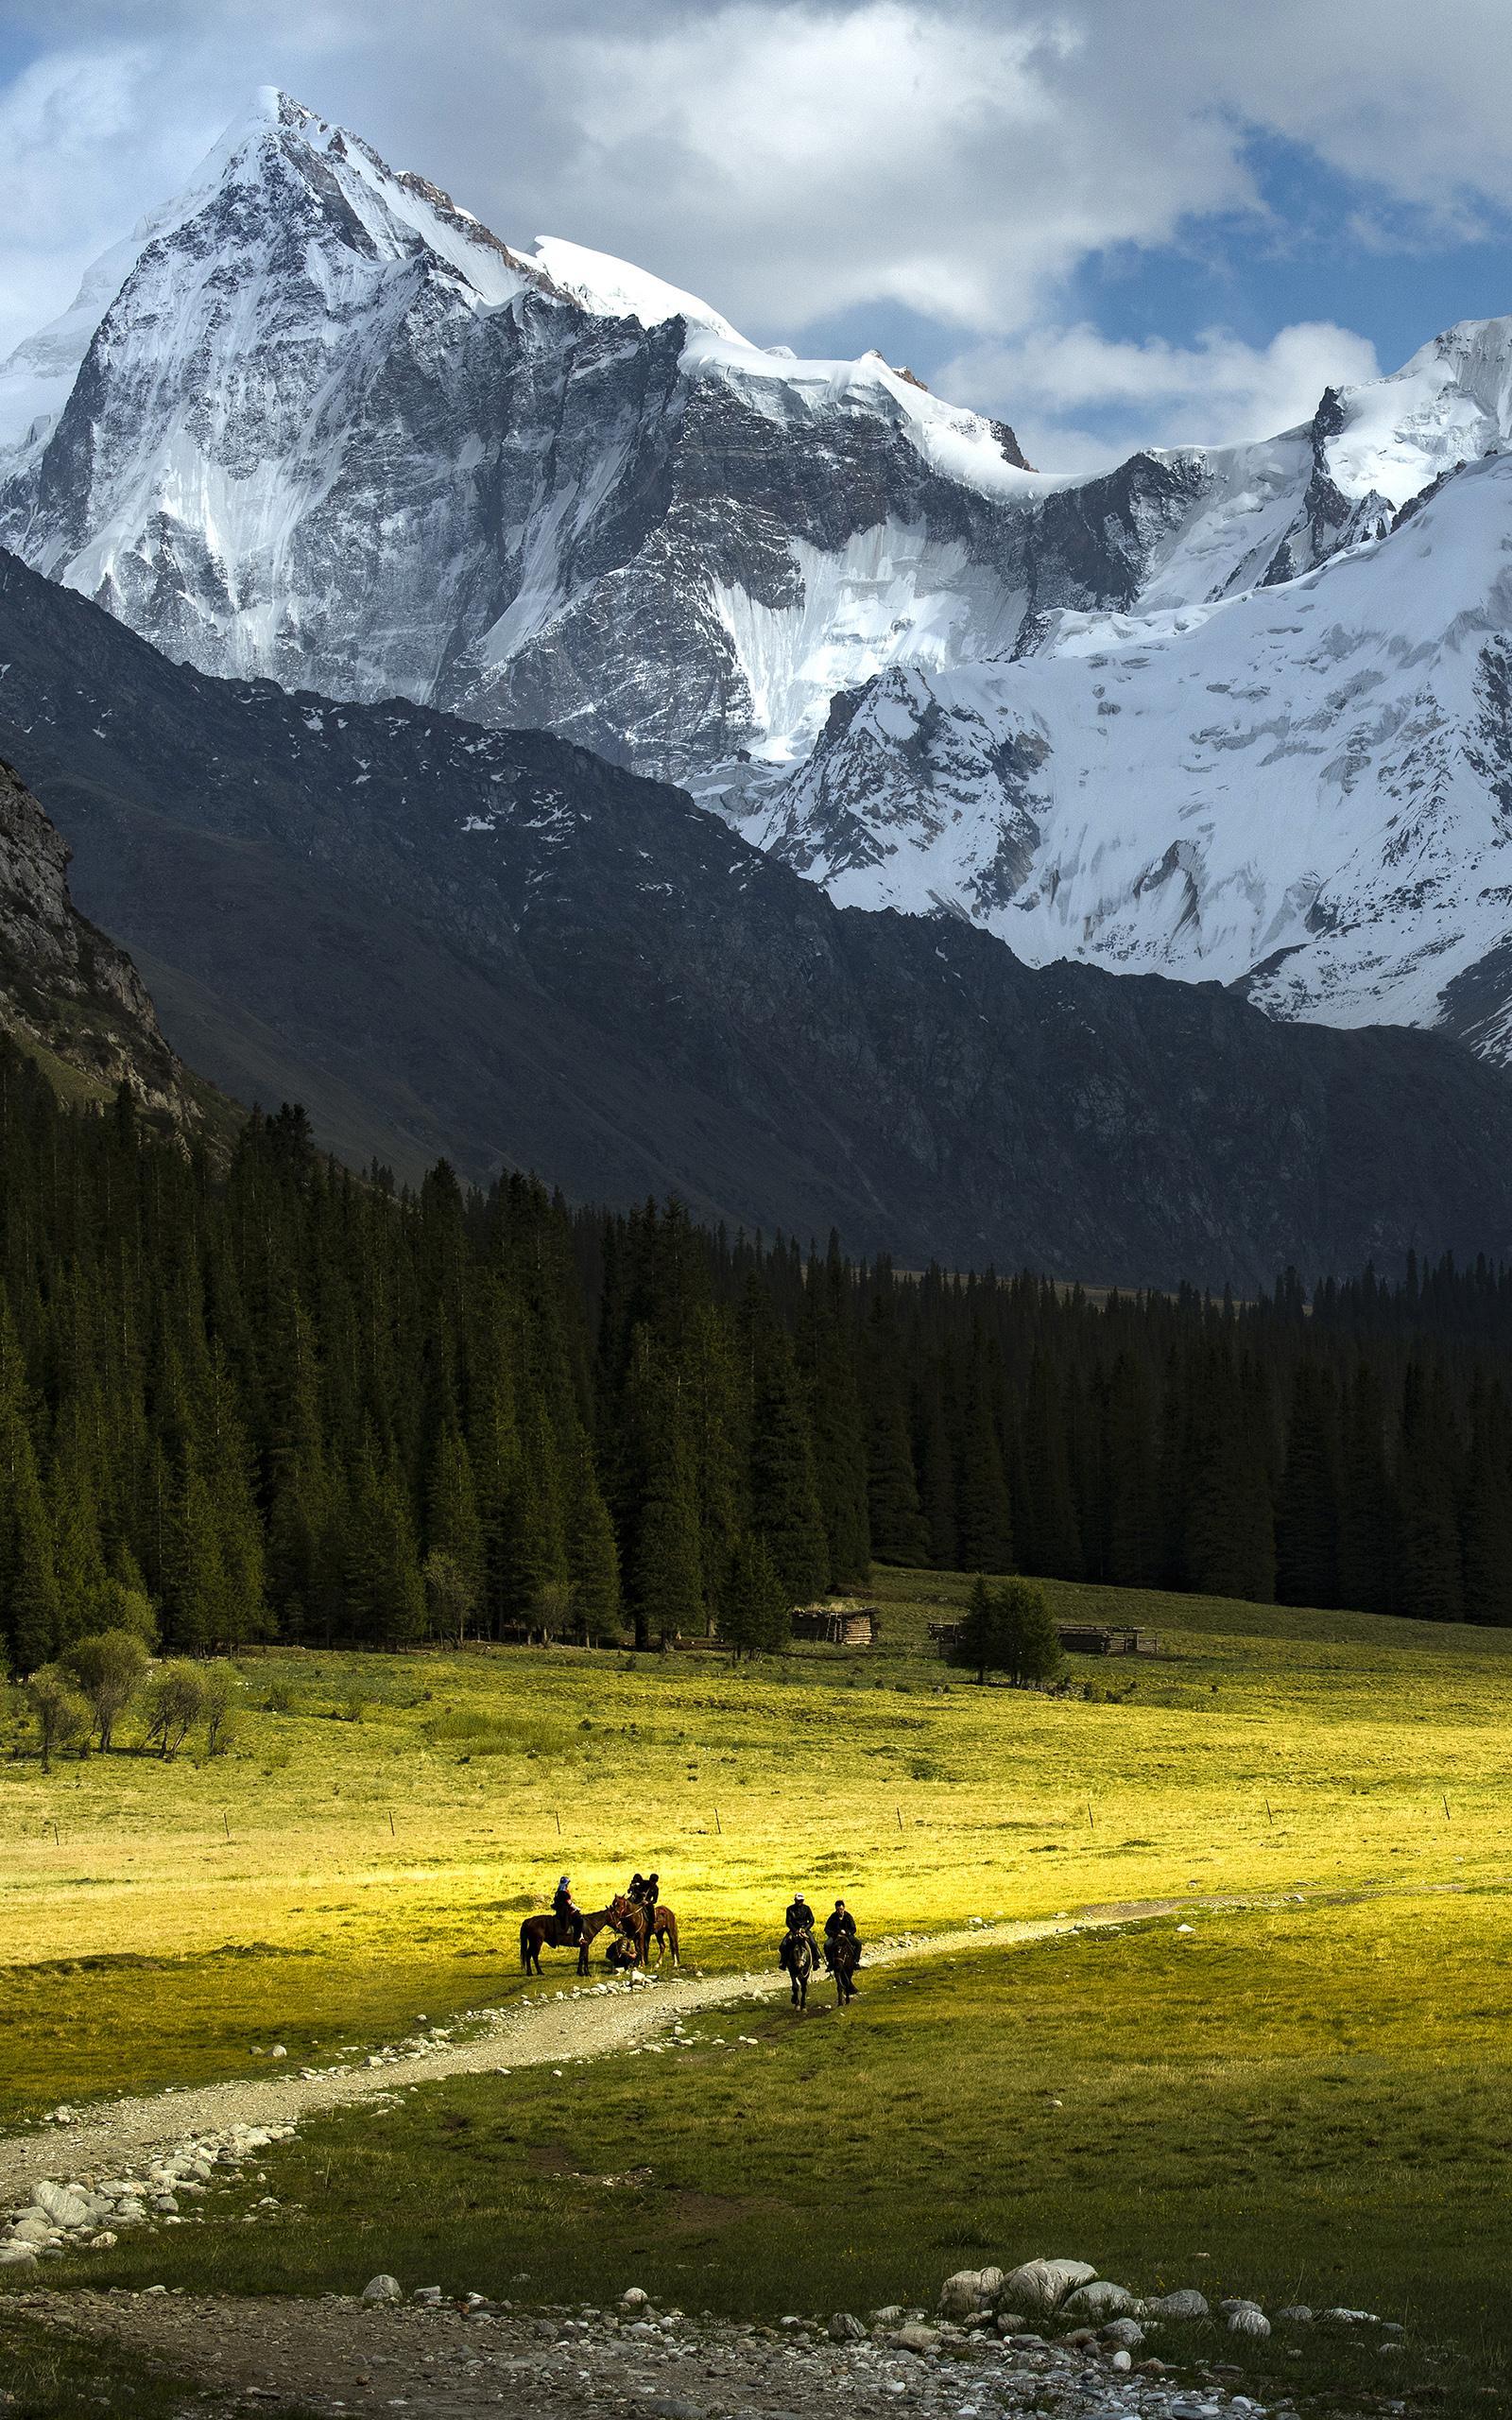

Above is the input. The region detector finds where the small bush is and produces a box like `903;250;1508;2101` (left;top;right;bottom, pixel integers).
199;1664;241;1755
265;1678;301;1716
142;1663;206;1760
24;1666;92;1772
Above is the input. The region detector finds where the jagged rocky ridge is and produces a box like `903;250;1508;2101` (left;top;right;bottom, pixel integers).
6;86;1505;816
0;753;199;1129
4;551;1512;1288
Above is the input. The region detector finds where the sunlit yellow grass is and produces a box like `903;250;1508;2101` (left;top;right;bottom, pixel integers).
3;1568;1510;2117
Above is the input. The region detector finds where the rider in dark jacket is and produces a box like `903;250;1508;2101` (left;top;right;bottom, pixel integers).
824;1900;861;1980
784;1892;820;1966
627;1870;660;1950
553;1875;580;1942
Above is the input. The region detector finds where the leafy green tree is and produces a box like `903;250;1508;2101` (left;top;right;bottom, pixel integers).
61;1628;149;1751
199;1663;241;1755
422;1547;477;1648
143;1660;206;1759
24;1663;92;1771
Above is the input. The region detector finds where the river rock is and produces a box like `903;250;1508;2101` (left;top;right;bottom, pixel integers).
1102;2318;1145;2348
621;2288;651;2311
1228;2306;1271;2339
361;2275;402;2303
938;2270;997;2318
1146;2290;1210;2321
894;2324;939;2353
1275;2305;1314;2324
1061;2281;1137;2320
1001;2258;1096;2317
34;2183;93;2230
1111;2348;1133;2372
0;2245;39;2266
828;2313;867;2342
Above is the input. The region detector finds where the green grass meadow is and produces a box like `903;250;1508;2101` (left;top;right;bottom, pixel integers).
4;1569;1511;2412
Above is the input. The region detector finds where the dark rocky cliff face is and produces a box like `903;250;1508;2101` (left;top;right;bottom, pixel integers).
0;550;1509;1290
0;754;201;1129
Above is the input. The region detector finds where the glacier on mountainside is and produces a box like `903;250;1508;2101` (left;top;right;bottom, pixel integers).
759;447;1512;1054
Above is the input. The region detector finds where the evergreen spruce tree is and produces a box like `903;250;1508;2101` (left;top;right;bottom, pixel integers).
1275;1363;1342;1607
1460;1383;1512;1626
718;1533;791;1658
1337;1366;1396;1615
800;1239;871;1585
952;1345;1013;1574
746;1290;829;1602
1397;1363;1465;1620
954;1573;1003;1683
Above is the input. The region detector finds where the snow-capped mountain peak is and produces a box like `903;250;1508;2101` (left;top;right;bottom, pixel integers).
7;88;1512;1065
520;234;749;343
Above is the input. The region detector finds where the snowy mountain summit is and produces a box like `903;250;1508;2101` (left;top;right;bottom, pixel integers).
0;88;1039;777
4;90;1512;1058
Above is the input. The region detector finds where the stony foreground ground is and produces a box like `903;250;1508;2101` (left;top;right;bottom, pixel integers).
4;2287;1283;2420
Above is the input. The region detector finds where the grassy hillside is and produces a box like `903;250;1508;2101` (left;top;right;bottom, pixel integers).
4;1570;1509;2118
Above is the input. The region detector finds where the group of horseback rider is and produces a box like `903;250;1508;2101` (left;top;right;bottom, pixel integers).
544;1873;860;1984
783;1891;861;1985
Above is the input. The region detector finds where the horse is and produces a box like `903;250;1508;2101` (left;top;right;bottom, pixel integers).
827;1931;860;2005
779;1925;816;2010
520;1902;621;1978
576;1894;639;1977
648;1902;680;1963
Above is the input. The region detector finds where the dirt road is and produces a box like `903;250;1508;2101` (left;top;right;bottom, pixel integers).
0;1900;1202;2202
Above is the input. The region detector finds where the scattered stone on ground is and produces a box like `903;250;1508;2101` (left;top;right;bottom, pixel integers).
5;2280;1298;2420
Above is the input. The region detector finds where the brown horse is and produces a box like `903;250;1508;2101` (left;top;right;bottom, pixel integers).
649;1902;680;1963
520;1902;622;1978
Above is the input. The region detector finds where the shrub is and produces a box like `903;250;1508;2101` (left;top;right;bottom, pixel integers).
199;1664;241;1755
61;1629;149;1752
24;1665;92;1771
265;1678;301;1715
142;1662;206;1760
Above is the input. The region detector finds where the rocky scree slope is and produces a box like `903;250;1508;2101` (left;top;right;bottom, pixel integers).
2;86;1487;807
4;553;1512;1288
0;752;200;1128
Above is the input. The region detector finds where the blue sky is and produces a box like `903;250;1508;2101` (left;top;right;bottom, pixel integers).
3;1;1511;468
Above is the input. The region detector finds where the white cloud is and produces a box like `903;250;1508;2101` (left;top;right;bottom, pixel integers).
936;320;1384;470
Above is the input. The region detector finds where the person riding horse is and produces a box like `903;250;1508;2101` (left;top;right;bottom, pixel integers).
824;1898;861;1990
553;1874;582;1945
626;1870;660;1956
783;1892;820;1970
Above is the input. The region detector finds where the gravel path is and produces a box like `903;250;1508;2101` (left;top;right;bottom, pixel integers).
0;1899;1200;2202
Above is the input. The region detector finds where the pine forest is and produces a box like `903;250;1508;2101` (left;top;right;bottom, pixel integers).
3;1035;1512;1676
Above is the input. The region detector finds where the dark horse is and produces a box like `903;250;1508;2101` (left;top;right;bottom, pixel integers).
827;1932;860;2005
779;1925;816;2010
520;1901;624;1977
